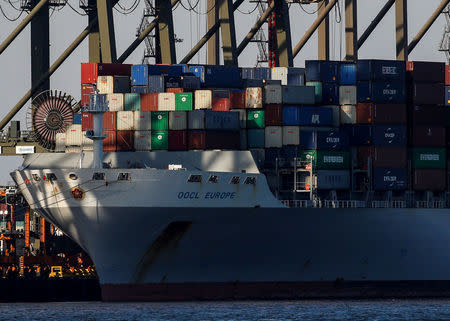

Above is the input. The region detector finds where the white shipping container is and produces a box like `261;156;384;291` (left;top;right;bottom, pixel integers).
169;111;187;130
188;110;205;129
81;131;94;150
245;87;263;108
340;105;356;124
240;129;247;150
65;146;82;153
195;90;212;109
134;131;152;151
55;133;66;152
106;93;124;111
117;111;134;130
265;126;282;148
282;126;300;145
65;124;82;146
97;76;114;94
271;67;288;85
264;85;282;104
158;93;176;111
323;105;340;127
339;86;357;105
133;111;151;130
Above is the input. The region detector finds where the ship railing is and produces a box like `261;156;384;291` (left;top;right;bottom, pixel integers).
371;201;407;208
416;201;446;209
322;200;366;208
281;200;316;208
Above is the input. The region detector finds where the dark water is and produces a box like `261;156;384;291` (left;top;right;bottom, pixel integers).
0;300;449;320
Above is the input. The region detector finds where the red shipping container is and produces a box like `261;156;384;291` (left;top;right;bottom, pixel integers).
265;104;283;126
81;63;132;84
81;84;95;106
409;105;446;126
140;93;158;111
356;103;374;123
411;126;446;147
358;146;407;169
205;131;240;149
81;112;117;131
188;131;206;150
116;130;134;151
103;130;117;152
167;88;184;93
373;104;407;124
413;169;446;191
230;91;245;109
446;65;450;85
169;130;187;150
212;98;231;111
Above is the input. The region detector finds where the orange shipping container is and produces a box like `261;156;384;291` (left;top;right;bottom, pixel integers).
230;91;245;109
356;103;374;123
81;111;117;131
140;93;158;111
116;130;134;151
167;88;184;93
446;65;450;85
103;130;117;151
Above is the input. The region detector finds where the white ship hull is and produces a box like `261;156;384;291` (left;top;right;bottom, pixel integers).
11;152;450;300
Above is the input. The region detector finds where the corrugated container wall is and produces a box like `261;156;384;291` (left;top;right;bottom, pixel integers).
158;93;176;111
322;84;339;105
116;130;134;151
287;67;305;85
340;105;356;124
175;93;193;110
134;131;152;151
412;126;446;147
372;125;407;146
133;111;151;130
117;111;134;130
406;61;444;83
151;111;169;130
299;106;333;126
271;67;288;85
81;63;132;84
413;169;446;191
265;126;282;148
66;124;82;146
124;93;141;111
315;170;351;189
282;126;300;145
339;86;357;105
339;63;356;85
151;131;169;150
356;60;405;81
247;129;265;148
205;111;239;130
282;86;315;105
247;110;265;129
305;61;339;83
408;83;444;105
140;93;158;111
264;85;282;104
357;81;405;103
148;75;165;93
265;104;283;126
195;90;212;109
316;130;349;150
246;87;263;108
55;133;66;152
169;130;187;150
106;94;124;111
283;106;300;125
306;81;323;104
372;168;407;190
169;111;187;130
411;148;446;169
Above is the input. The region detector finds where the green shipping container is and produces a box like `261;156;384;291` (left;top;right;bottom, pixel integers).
151;131;168;150
247;110;265;129
299;150;350;169
306;81;323;104
124;93;141;111
151;111;168;130
411;148;446;169
175;93;193;111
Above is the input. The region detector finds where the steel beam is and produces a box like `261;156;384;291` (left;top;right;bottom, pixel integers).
0;0;49;56
31;0;50;99
273;0;292;67
0;21;96;131
156;0;177;64
357;0;395;50
293;0;338;58
117;0;179;63
345;0;357;61
96;0;117;62
88;0;100;63
318;0;330;60
237;1;275;56
180;0;245;64
395;0;408;60
207;0;220;64
218;0;237;65
408;0;450;54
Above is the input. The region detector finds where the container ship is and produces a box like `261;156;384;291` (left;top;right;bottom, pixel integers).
11;60;450;301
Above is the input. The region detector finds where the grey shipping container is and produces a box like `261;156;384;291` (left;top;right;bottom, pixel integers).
282;86;315;105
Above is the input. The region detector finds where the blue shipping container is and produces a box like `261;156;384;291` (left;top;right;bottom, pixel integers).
349;124;372;146
281;145;300;160
305;60;339;83
372;168;407;191
357;81;406;103
174;64;189;73
287;67;305;85
190;65;242;88
148;75;165;93
131;65;183;86
300;130;316;149
73;113;82;125
131;86;149;94
241;67;254;79
254;67;271;80
264;148;281;168
446;86;450;106
131;65;149;86
372;125;407;146
317;130;350;150
205;111;239;130
357;60;406;81
322;83;339;104
282;86;315;105
282;106;300;125
339;63;356;85
181;75;201;90
248;129;265;148
299;106;333;127
164;76;182;88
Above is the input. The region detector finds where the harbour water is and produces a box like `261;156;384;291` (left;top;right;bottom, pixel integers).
1;299;449;320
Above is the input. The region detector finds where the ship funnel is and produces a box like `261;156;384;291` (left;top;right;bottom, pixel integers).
86;89;109;169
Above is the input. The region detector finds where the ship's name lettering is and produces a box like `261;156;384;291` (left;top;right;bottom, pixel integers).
177;192;236;200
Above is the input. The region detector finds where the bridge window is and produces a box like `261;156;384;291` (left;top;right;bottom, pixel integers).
93;172;105;181
45;173;57;181
118;173;131;181
32;174;41;182
208;175;219;183
230;176;240;184
243;177;256;185
69;173;78;180
187;175;202;183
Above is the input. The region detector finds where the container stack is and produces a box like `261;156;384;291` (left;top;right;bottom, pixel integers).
407;61;446;191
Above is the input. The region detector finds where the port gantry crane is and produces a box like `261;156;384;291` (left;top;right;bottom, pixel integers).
0;0;449;154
